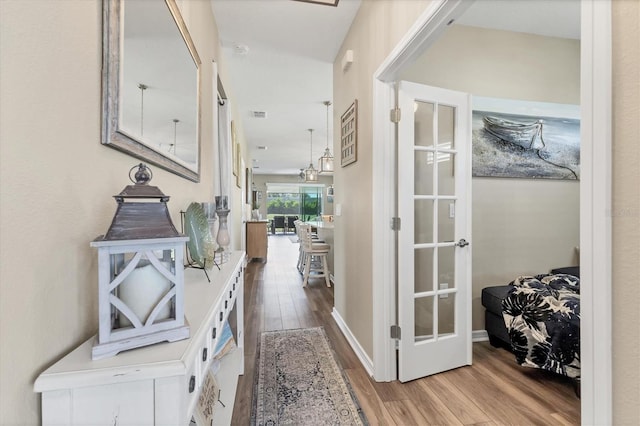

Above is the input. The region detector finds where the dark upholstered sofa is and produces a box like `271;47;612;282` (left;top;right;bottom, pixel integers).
481;266;580;349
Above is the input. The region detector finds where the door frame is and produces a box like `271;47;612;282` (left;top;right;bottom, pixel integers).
371;0;612;424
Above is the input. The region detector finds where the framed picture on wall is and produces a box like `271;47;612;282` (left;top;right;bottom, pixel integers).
472;96;580;180
245;167;252;204
235;143;242;188
340;100;357;167
231;120;238;177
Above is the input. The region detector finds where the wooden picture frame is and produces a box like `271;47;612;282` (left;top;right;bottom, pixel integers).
245;167;252;205
340;100;357;167
235;144;242;188
231;120;238;177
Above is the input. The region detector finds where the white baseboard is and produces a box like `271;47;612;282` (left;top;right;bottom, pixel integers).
331;308;374;376
472;329;489;342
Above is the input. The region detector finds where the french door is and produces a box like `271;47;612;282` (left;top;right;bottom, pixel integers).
397;81;472;382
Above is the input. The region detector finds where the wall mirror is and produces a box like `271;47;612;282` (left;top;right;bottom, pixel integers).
102;0;201;182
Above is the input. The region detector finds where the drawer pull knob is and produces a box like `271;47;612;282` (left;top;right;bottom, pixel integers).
220;312;223;321
225;300;228;309
202;348;208;362
189;376;196;393
233;283;236;291
212;327;217;339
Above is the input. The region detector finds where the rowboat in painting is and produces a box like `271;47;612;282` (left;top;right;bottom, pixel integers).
482;115;544;150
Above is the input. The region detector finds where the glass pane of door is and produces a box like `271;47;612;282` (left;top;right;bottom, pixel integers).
413;99;459;343
300;186;322;221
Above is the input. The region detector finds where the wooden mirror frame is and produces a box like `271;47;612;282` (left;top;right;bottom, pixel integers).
101;0;202;182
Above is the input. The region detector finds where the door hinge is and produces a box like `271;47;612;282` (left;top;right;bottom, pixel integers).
390;107;401;123
390;325;401;340
390;217;401;231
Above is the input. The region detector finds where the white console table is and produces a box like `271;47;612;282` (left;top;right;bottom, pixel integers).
34;252;245;426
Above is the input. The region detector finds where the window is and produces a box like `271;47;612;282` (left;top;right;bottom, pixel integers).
266;184;324;221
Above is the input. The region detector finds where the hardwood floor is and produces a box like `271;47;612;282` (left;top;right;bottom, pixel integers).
231;235;580;425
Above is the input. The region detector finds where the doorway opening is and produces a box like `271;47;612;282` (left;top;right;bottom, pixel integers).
371;1;612;424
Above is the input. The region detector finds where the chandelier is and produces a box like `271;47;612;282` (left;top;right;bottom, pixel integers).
319;101;334;174
304;129;318;182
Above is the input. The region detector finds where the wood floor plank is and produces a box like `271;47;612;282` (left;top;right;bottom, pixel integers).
384;400;428;425
231;235;581;425
404;379;465;425
345;368;397;426
445;365;549;425
425;373;492;425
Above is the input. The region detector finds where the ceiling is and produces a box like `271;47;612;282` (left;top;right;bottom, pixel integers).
209;0;580;176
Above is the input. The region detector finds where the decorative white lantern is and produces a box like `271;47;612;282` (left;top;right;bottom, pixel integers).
90;164;189;360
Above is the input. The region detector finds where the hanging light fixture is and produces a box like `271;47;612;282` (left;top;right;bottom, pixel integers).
170;118;179;154
319;101;334;174
304;129;318;182
138;83;147;136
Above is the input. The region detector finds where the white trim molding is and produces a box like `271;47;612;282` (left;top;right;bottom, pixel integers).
332;308;374;377
371;0;473;383
472;330;489;343
371;79;397;381
580;0;612;423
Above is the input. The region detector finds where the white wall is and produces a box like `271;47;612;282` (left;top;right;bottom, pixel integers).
0;0;240;422
612;1;640;423
400;24;581;330
333;0;433;358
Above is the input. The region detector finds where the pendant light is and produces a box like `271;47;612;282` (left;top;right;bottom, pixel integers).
170;118;179;154
319;101;334;174
138;83;147;136
304;129;318;182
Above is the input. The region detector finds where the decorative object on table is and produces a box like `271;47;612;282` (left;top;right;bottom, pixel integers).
213;320;236;360
90;163;189;360
251;327;367;426
472;96;580;179
182;202;218;278
340;99;358;167
215;195;231;264
201;201;217;236
319;101;334;174
194;368;220;426
304;129;319;182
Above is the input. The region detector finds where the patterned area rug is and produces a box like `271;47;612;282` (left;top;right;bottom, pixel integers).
251;327;367;425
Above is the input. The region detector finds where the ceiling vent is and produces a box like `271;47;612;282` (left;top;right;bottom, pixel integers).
233;44;249;55
257;146;268;150
251;111;267;119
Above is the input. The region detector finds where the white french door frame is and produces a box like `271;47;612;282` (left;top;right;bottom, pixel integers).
371;0;612;424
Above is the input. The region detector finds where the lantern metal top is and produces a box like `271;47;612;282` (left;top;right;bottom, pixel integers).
95;164;184;242
115;163;169;201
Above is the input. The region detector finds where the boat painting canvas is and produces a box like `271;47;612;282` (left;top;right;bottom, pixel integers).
472;97;580;179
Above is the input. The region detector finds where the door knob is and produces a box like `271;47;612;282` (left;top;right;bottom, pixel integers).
455;238;470;247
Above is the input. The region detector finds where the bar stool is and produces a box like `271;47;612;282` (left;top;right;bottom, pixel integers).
294;220;324;274
299;223;331;287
